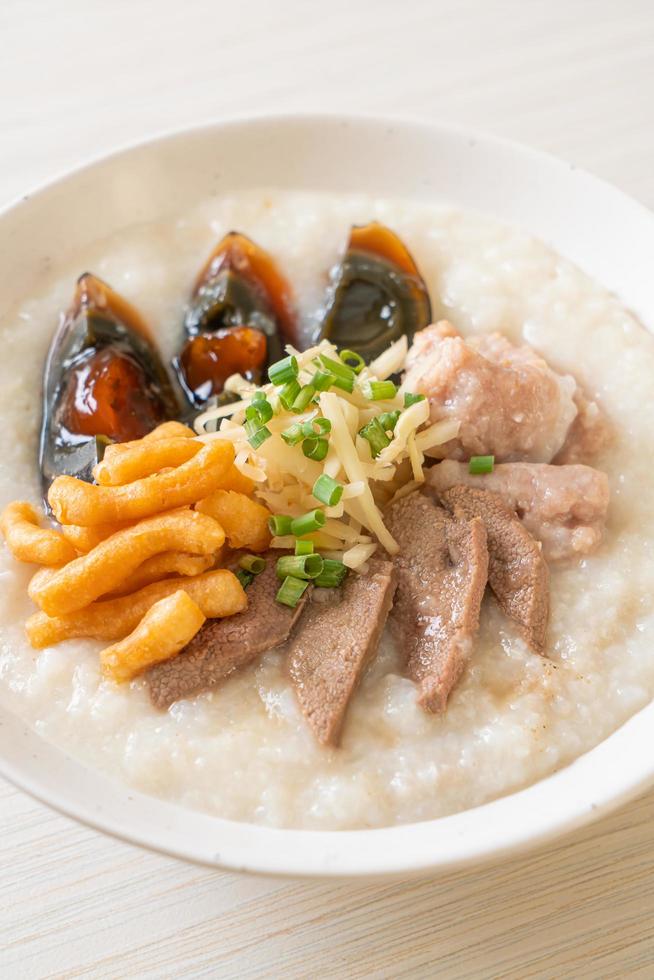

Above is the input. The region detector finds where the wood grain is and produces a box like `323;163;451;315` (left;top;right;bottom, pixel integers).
2;0;654;976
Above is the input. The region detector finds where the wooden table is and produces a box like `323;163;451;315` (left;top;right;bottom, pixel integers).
2;1;654;976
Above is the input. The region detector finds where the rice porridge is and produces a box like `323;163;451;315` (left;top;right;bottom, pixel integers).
1;189;653;831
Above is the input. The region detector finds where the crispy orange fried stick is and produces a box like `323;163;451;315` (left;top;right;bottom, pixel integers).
48;440;234;525
94;438;202;486
218;466;256;495
61;520;136;552
0;501;77;566
195;490;271;551
107;551;215;597
29;509;225;616
25;569;246;648
142;421;195;441
100;591;206;682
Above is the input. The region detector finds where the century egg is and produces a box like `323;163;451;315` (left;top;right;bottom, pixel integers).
318;222;431;360
39;273;178;494
176;232;297;407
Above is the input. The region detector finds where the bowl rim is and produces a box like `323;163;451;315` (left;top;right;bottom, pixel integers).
1;111;654;878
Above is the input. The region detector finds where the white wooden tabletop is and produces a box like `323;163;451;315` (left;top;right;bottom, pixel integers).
2;1;654;976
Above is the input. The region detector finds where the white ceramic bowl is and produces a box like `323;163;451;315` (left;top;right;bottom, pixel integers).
1;115;654;878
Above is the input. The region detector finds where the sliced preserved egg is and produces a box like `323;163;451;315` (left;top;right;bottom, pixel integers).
176;232;297;406
319;222;432;360
40;273;177;495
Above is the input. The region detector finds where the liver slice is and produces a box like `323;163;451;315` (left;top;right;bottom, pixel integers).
384;491;489;712
146;553;309;709
439;486;549;654
287;560;397;746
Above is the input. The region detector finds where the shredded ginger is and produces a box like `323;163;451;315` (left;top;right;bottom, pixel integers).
195;338;459;567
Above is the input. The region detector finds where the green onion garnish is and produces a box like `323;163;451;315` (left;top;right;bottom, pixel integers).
378;410;401;433
314;559;348;588
302;436;329;461
239;554;266;575
276;553;324;580
339;349;365;374
291;384;316;413
295;539;314;556
312;370;335;391
251;389;267;403
301;417;331;438
290;509;326;536
276;575;310;608
360;379;397;401
281;423;304;446
268;514;293;536
468;454;495;474
331;374;355;394
247;425;271;450
279;379;301;410
268;355;298;386
312;474;344;507
318;353;355;382
318;354;356;390
254;398;273;423
236;569;254;590
404;391;426;407
244;399;273;425
359;417;391;458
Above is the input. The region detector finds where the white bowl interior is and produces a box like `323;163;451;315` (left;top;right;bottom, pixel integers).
1;115;653;876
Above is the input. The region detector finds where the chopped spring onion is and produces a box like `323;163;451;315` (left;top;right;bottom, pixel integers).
331;373;355;394
359;417;392;458
239;554;266;575
319;353;356;382
279;379;301;410
301;417;331;437
290;509;326;536
254;398;273;423
295;539;314;556
235;569;254;589
246;424;271;449
302;436;329;461
360;379;397;401
404;391;426;408
468;454;495;474
268;514;294;536
314;558;348;588
251;389;268;403
312;370;335;391
268;355;298;386
291;384;316;413
378;410;401;433
339;349;365;374
318;354;355;391
245;399;273;425
312;474;344;507
276;575;310;608
276;553;324;580
281;423;304;446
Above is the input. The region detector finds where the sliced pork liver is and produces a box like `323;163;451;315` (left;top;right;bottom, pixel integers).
287;560;397;746
403;322;578;462
384;491;489;713
439;486;549;654
146;553;309;709
426;460;609;562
